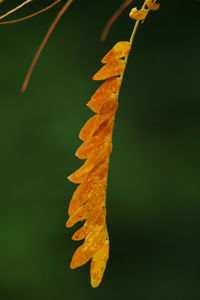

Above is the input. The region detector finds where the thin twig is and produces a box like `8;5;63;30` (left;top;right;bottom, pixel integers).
0;0;63;25
117;0;149;97
0;0;32;20
100;0;134;42
21;0;74;93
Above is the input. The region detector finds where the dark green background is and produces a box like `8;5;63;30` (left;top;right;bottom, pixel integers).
0;0;199;299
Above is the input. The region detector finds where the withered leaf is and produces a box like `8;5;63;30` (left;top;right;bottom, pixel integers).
146;0;160;11
67;39;131;287
101;41;131;63
93;59;126;81
129;7;148;22
79;115;98;141
91;77;121;101
90;240;109;288
70;226;107;269
72;207;106;241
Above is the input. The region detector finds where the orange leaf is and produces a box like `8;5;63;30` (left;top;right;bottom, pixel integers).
77;118;114;158
87;158;109;182
101;41;131;63
87;93;118;116
79;115;98;141
75;136;100;160
93;59;126;81
68;178;99;216
146;0;160;11
67;38;132;287
129;7;148;22
92;118;114;139
67;183;106;227
68;183;87;217
66;200;92;228
68;142;112;184
76;139;112;160
99;96;118;115
72;207;106;241
90;240;109;288
67;160;93;184
88;94;118;115
67;185;106;228
70;226;107;269
91;77;121;101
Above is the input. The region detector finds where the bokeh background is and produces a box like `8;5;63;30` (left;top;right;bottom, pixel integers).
0;0;200;299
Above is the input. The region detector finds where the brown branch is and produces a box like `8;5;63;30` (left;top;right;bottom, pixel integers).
100;0;135;42
0;0;32;20
21;0;74;93
0;0;63;25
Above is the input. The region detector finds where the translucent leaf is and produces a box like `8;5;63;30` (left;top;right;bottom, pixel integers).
93;59;126;81
75;136;100;160
76;115;114;159
67;184;106;228
76;118;114;160
146;0;160;11
129;7;148;21
76;139;112;160
70;226;107;269
66;200;92;228
99;95;118;115
79;115;98;141
76;115;114;160
91;77;121;101
92;118;114;139
88;92;119;114
68;183;87;217
72;207;106;241
67;160;94;184
87;158;109;182
68;178;99;216
90;240;109;288
68;142;112;184
101;41;131;64
67;37;131;287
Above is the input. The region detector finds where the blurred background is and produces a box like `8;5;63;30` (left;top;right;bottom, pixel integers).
0;0;199;299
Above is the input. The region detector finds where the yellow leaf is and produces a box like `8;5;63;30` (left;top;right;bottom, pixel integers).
101;41;131;63
67;40;128;287
87;78;121;113
72;207;106;241
79;115;98;141
90;240;109;288
99;95;118;115
68;178;99;216
91;77;121;101
129;7;148;22
68;140;112;183
146;0;160;11
70;226;107;269
93;59;126;81
76;139;112;160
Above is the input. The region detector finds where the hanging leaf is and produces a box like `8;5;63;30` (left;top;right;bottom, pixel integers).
90;240;109;288
87;77;121;113
101;41;131;63
146;0;160;11
129;7;148;22
67;40;133;287
93;59;126;81
67;0;160;288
